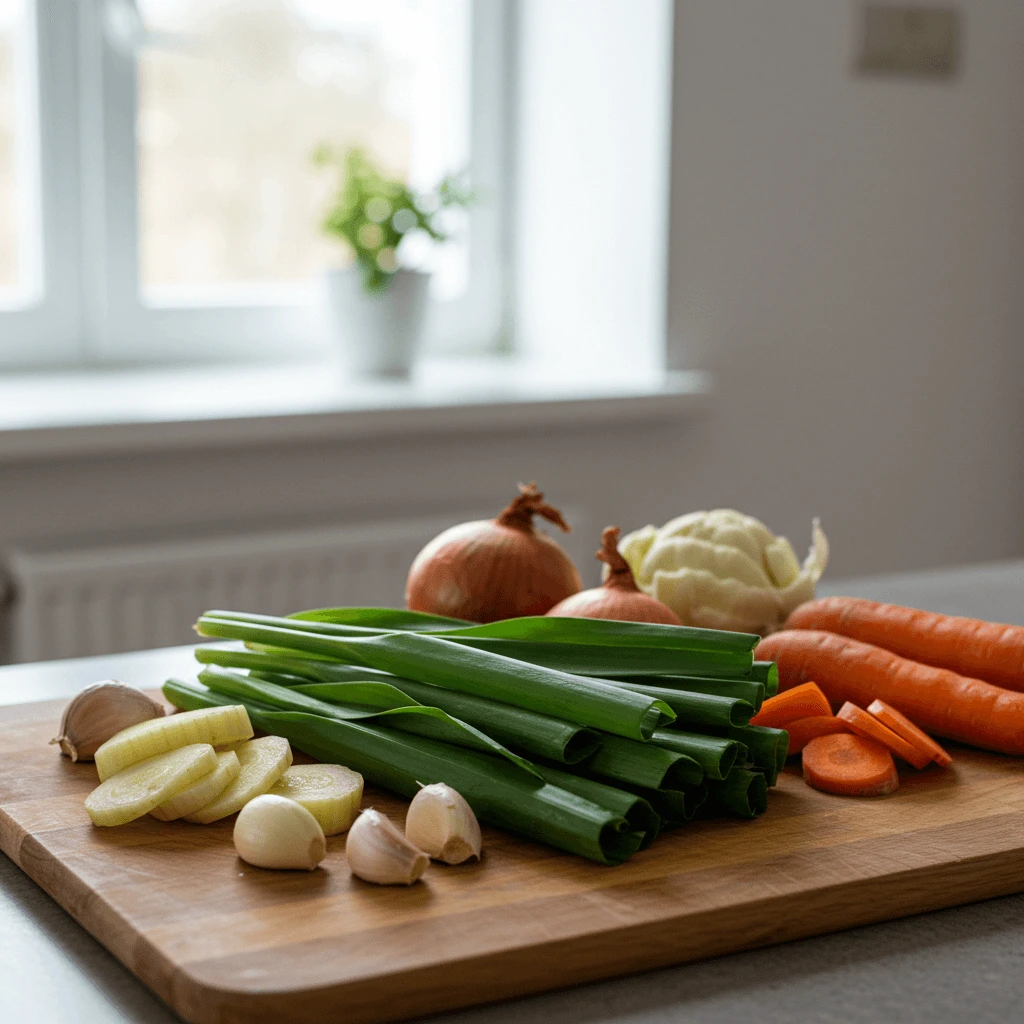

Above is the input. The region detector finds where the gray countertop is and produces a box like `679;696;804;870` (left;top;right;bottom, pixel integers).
3;561;1024;1024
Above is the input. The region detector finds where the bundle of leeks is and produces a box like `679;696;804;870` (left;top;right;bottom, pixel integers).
164;608;783;864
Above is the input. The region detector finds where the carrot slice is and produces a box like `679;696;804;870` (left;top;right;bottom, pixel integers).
785;715;850;755
836;702;931;769
750;681;831;729
802;733;899;797
867;699;952;767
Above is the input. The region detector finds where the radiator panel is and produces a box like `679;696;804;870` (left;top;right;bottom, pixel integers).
4;515;476;663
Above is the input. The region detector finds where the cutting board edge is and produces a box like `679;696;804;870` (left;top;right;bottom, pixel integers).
7;808;1020;1024
162;838;1024;1024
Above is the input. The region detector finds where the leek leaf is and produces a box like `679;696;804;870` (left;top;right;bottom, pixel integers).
701;767;768;819
650;730;740;781
533;764;660;850
289;608;759;653
598;681;754;728
585;734;704;790
608;674;764;711
197;614;675;742
198;667;540;779
297;679;600;765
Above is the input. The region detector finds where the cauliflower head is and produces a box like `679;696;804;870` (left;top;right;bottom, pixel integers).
618;510;828;636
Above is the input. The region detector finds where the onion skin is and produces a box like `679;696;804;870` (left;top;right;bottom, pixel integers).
406;483;583;622
547;527;683;626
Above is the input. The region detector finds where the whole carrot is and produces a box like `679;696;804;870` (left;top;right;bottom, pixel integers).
756;629;1024;755
787;596;1024;692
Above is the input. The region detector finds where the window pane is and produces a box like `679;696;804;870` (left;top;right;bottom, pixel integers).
137;0;471;299
0;0;33;300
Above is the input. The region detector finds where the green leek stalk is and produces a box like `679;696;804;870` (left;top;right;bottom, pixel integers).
197;667;540;776
247;637;752;681
649;730;741;781
682;723;789;787
290;608;758;654
292;607;473;631
450;641;753;680
194;646;398;683
295;679;601;764
584;734;704;791
625;782;708;825
750;661;779;696
268;608;761;680
701;767;768;819
729;725;788;786
533;764;661;850
164;679;643;865
608;675;764;711
595;681;754;728
196;613;675;741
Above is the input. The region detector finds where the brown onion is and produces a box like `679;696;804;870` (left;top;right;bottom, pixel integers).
405;482;583;622
546;526;683;625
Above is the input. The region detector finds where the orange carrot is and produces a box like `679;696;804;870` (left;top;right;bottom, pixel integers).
867;699;952;768
756;629;1024;755
785;715;850;755
787;596;1024;693
802;733;899;796
749;681;831;729
836;702;930;769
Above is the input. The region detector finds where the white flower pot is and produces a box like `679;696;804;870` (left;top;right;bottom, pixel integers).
324;267;431;379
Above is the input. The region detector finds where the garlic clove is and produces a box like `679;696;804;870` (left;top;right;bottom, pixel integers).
345;808;429;885
405;783;482;865
51;681;164;762
233;794;326;871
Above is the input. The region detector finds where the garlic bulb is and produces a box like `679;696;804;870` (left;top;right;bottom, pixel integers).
346;808;429;885
233;794;326;871
405;783;481;864
51;681;164;762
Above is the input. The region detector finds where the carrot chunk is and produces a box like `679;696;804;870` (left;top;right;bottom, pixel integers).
785;715;850;755
836;702;930;769
750;681;832;729
867;699;952;767
802;734;899;797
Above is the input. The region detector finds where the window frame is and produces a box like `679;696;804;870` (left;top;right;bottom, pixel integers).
0;0;81;366
2;0;512;369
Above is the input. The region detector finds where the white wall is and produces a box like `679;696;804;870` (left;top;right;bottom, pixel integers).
2;0;1024;661
666;0;1024;576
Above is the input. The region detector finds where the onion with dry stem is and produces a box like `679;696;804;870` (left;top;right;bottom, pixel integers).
547;527;683;625
405;482;582;622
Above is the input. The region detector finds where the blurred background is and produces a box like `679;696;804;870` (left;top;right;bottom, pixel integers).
0;0;1022;664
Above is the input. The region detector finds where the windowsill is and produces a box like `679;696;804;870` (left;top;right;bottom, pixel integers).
0;355;711;462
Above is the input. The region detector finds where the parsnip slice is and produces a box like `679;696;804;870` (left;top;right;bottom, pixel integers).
86;743;217;827
150;750;241;821
95;705;252;781
185;736;292;823
268;764;364;836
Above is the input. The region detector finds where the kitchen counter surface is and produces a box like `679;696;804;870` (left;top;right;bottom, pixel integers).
3;560;1024;1024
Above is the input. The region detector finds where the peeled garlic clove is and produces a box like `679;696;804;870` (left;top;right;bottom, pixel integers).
233;794;326;871
51;681;164;762
346;808;429;885
405;783;482;864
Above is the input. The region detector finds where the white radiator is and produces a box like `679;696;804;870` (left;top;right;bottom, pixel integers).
3;514;479;663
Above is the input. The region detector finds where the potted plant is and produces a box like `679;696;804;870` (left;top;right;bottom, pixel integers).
314;147;474;378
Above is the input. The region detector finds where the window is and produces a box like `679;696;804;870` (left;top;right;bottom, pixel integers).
0;0;509;368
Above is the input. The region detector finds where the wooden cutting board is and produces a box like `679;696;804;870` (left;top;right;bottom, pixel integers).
3;696;1024;1024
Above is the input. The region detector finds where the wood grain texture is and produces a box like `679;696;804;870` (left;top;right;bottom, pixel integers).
3;697;1024;1024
